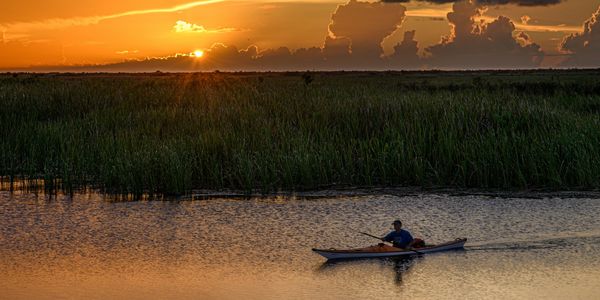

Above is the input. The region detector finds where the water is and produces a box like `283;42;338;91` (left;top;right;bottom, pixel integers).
1;192;600;299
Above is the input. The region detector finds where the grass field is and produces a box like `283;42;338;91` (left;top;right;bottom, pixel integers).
1;70;599;195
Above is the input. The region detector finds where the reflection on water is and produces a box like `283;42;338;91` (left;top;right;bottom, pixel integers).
1;191;600;299
317;256;421;286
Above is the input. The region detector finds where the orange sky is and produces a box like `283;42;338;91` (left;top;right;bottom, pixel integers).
1;0;599;70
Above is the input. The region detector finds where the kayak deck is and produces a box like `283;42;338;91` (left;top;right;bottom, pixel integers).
312;238;467;260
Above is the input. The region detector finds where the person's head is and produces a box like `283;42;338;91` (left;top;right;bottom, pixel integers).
392;220;402;231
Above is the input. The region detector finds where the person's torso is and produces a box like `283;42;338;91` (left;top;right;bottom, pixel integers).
388;229;412;247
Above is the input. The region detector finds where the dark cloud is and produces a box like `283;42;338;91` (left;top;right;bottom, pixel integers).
472;0;561;6
322;36;352;68
381;0;561;6
327;0;406;67
200;43;257;70
291;47;326;69
255;47;293;69
61;43;329;72
387;30;422;69
424;0;544;69
559;6;600;67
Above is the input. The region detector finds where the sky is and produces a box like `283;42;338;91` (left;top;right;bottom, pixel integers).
0;0;599;71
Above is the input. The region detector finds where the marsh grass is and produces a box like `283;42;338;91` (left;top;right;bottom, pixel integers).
1;70;599;195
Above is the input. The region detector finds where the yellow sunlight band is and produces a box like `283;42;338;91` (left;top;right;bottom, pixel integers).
98;0;225;22
406;9;581;33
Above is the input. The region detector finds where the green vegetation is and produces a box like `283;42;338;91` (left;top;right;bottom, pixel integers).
1;70;599;195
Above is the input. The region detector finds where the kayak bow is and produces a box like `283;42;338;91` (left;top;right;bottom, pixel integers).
312;238;467;260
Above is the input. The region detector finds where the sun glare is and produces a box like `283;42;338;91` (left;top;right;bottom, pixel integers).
193;50;204;58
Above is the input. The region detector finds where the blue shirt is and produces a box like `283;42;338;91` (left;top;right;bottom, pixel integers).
383;229;413;248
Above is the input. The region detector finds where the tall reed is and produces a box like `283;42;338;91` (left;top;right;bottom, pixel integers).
1;71;599;194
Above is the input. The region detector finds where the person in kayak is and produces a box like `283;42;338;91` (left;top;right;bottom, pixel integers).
382;220;420;249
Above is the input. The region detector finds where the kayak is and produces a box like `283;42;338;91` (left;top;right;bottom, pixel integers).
312;238;467;260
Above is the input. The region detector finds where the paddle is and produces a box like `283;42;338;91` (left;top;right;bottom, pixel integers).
359;232;384;240
359;231;424;255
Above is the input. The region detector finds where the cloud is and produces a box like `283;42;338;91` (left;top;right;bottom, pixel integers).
424;0;544;69
292;47;326;69
405;7;580;33
381;0;561;6
327;0;407;67
8;0;592;71
471;0;560;6
116;50;139;55
173;20;239;33
322;35;351;67
43;43;322;72
405;8;452;18
559;6;600;67
200;43;257;69
0;0;225;40
521;15;531;25
255;47;293;69
387;30;422;69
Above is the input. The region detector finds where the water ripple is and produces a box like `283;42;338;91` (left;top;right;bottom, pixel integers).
1;191;600;299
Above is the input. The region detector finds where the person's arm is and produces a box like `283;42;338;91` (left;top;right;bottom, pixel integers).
404;231;415;248
382;232;392;242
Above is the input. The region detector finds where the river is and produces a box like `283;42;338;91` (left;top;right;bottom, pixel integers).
1;191;599;299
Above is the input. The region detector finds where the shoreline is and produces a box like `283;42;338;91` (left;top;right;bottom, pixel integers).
159;186;600;200
2;181;600;200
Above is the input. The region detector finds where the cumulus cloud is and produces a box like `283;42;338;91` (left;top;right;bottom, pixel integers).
424;0;544;69
381;0;561;6
387;30;422;69
559;6;600;67
200;43;258;70
327;0;407;67
472;0;560;6
289;47;325;69
521;15;531;25
321;35;351;68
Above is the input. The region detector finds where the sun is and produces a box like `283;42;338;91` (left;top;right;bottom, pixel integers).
193;50;204;58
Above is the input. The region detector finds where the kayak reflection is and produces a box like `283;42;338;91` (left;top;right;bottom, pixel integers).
316;256;424;286
393;257;421;285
